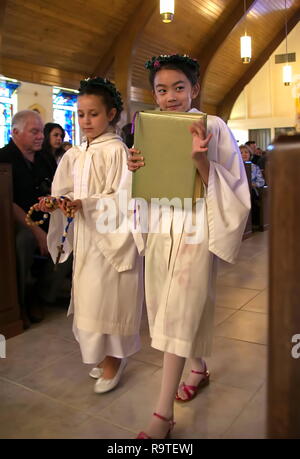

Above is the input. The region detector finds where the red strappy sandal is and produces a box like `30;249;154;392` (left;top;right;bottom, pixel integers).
136;412;175;439
175;361;210;402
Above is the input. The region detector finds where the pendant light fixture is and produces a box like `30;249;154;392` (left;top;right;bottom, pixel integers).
240;0;252;64
160;0;175;24
283;0;292;86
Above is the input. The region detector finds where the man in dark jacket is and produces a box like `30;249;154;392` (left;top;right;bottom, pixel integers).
0;110;70;328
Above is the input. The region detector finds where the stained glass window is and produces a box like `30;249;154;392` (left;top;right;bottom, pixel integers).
0;80;19;148
53;88;79;145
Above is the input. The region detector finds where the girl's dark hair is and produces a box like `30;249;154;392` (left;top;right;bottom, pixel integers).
42;122;65;161
145;55;200;88
78;77;123;126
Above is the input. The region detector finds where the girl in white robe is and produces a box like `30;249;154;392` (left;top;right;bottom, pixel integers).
41;78;143;393
128;55;251;438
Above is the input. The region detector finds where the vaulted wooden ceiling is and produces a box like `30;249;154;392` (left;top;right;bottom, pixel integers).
1;0;300;121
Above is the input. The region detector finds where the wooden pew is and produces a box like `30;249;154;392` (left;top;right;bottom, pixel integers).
258;185;269;231
268;134;300;438
0;164;23;338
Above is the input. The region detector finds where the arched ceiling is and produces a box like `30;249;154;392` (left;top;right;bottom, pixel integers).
1;0;300;121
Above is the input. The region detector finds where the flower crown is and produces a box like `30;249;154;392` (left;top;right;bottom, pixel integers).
79;77;123;112
145;54;200;73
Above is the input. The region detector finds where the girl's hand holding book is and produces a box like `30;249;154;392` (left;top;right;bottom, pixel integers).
127;148;144;171
190;121;212;161
190;121;212;186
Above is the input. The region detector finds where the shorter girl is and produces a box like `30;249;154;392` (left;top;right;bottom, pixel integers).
41;77;143;393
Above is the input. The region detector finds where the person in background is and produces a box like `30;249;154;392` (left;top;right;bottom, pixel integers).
41;122;65;168
0;110;71;328
240;144;265;229
245;140;260;165
255;147;267;180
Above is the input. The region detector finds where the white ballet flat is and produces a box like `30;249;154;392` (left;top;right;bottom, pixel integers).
94;359;127;394
89;367;104;379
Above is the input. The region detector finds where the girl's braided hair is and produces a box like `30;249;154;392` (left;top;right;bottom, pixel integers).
78;77;123;125
145;54;200;87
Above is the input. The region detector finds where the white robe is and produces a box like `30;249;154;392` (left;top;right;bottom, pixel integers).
139;112;250;358
47;132;144;364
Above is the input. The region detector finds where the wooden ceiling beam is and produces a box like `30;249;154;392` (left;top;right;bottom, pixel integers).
92;0;156;77
93;0;156;122
5;0;105;36
196;0;258;109
217;7;300;122
0;0;8;75
197;0;258;69
1;57;86;89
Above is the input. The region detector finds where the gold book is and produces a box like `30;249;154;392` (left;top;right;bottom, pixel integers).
132;110;207;206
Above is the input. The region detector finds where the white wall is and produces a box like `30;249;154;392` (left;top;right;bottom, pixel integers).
17;81;53;123
229;21;300;140
15;81;155;130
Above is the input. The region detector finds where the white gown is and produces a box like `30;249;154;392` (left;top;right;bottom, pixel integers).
135;111;251;358
47;132;144;364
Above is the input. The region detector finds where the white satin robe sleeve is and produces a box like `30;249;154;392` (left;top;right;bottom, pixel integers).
47;149;76;264
206;116;251;263
79;144;137;272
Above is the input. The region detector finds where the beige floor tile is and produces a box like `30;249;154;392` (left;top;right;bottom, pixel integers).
98;369;162;433
217;264;268;290
98;369;253;438
223;384;266;439
20;352;159;415
205;336;267;391
3;418;132;439
241;290;268;314
38;417;133;439
0;229;271;439
132;334;163;367
214;310;268;345
33;308;75;342
0;379;88;438
217;260;236;276
173;382;254;437
215;285;261;310
235;244;266;263
214;307;236;326
0;329;78;381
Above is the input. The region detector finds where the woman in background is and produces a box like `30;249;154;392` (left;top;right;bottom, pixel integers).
41;122;65;170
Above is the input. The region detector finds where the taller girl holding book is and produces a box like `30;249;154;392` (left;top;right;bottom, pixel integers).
128;54;250;439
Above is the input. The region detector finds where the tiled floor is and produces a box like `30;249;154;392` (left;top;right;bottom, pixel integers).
0;231;268;439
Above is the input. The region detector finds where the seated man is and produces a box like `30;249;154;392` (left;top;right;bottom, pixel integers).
0;110;71;328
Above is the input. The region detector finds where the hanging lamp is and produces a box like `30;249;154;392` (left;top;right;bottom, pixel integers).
283;0;292;86
160;0;175;24
240;0;252;64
